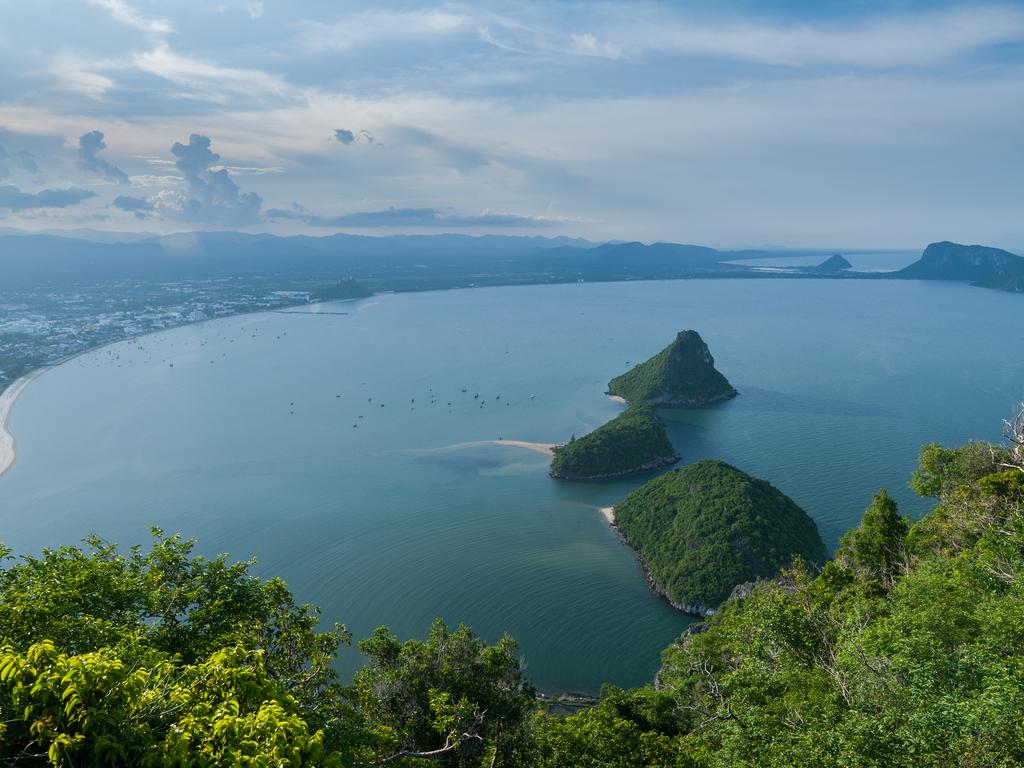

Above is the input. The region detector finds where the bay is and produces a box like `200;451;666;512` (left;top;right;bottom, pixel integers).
2;277;1022;693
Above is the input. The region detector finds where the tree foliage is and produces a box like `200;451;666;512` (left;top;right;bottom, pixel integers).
0;531;533;766
550;404;678;479
613;460;828;608
607;331;736;406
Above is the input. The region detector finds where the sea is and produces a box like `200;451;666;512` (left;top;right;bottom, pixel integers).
2;273;1023;693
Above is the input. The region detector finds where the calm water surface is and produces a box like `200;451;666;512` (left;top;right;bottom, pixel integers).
2;278;1023;692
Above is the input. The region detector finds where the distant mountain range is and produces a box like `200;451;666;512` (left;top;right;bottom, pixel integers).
0;230;1020;293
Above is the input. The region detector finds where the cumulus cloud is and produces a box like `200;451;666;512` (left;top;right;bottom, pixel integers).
266;204;553;228
334;129;355;144
0;185;97;211
163;134;262;224
79;131;129;184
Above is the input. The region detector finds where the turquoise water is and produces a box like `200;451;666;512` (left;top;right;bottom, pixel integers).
2;278;1023;693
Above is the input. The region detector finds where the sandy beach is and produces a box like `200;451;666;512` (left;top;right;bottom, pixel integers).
608;395;627;404
486;439;555;456
402;439;556;457
0;373;38;478
599;506;615;524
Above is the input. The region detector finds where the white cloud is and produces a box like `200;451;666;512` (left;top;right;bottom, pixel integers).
90;0;173;35
620;4;1024;68
216;1;263;20
49;53;116;97
297;9;468;52
133;44;290;103
295;4;1024;69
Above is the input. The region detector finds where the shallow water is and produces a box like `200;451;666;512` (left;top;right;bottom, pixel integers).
2;278;1022;692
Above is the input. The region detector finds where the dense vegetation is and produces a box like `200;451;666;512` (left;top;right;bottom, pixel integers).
613;459;828;610
2;411;1023;766
550;404;679;480
608;331;737;406
0;533;534;766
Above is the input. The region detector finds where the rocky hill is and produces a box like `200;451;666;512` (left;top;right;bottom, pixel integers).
608;330;737;406
612;459;828;612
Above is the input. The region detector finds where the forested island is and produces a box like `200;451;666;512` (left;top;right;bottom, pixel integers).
612;459;829;614
2;412;1023;766
550;331;734;480
549;404;679;480
608;331;737;406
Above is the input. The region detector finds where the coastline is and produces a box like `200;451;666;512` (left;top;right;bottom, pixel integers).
598;503;715;618
0;296;370;481
0;372;41;478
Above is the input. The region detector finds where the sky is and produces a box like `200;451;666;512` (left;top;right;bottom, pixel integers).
0;0;1022;248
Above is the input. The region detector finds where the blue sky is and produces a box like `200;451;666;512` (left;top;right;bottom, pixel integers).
0;0;1022;247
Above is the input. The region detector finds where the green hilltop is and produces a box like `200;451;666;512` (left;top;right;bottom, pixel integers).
550;403;679;480
608;330;737;406
613;459;828;611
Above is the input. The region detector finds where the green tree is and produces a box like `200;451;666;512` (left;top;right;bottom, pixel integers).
349;620;535;766
836;490;908;588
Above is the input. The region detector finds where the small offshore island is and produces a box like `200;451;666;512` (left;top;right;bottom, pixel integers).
549;404;679;480
550;330;735;480
611;460;829;616
608;330;737;406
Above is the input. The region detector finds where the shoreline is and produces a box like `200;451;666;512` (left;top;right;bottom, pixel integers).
488;439;555;456
0;296;367;481
597;504;715;618
0;372;42;478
